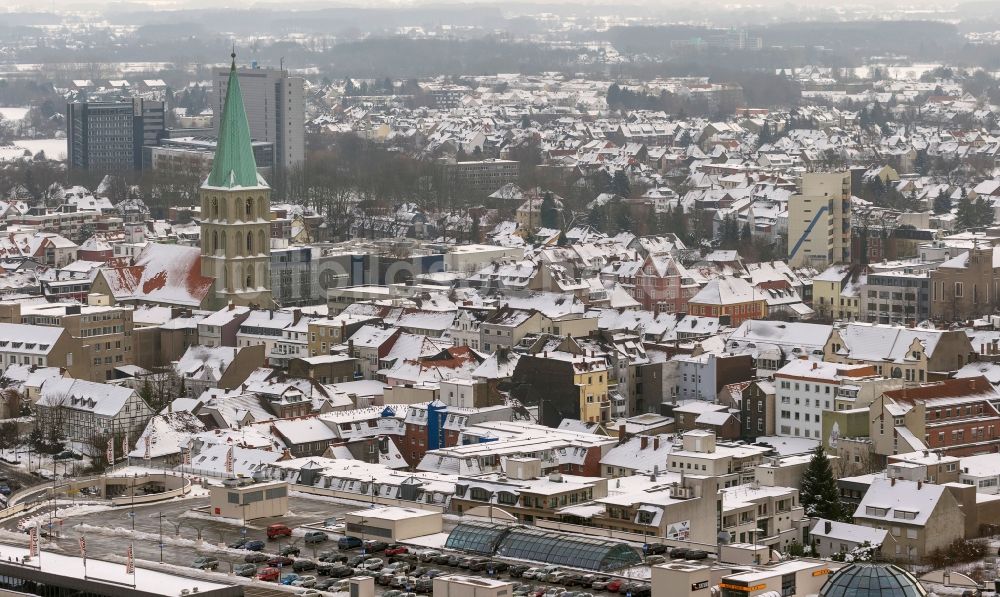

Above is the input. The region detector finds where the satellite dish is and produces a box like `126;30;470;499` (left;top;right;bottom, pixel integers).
717;531;731;545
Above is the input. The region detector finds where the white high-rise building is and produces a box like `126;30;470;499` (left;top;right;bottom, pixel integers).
212;65;304;175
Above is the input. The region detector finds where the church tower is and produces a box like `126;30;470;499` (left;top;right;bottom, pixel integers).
200;52;273;309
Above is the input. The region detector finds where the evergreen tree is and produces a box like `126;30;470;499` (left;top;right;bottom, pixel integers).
801;445;849;521
470;214;480;243
933;189;952;214
540;192;559;229
612;170;631;198
741;221;752;243
588;205;608;232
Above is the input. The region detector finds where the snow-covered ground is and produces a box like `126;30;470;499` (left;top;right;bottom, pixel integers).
0;108;29;122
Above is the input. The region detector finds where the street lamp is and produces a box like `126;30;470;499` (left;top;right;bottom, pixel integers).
151;513;167;563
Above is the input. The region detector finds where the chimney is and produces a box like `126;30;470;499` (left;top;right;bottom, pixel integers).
650;464;658;482
917;480;922;490
228;302;235;311
641;436;649;450
891;477;896;486
824;521;832;534
618;424;627;445
653;437;660;450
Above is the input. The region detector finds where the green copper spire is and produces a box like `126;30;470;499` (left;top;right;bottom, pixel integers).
206;52;265;189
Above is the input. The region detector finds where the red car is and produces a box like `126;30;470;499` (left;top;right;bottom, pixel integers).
267;524;292;539
384;546;408;556
257;567;280;582
607;580;624;593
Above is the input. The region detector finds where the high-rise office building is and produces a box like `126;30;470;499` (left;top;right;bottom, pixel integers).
67;98;164;172
212;65;304;175
787;171;853;268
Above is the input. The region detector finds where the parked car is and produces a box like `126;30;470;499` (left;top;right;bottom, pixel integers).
318;549;346;562
339;536;363;550
645;555;667;565
685;550;709;560
244;540;265;551
267;524;293;539
364;558;385;572
280;573;300;586
669;547;691;559
245;552;268;564
631;585;652;597
228;538;248;549
509;565;531;578
522;568;544;580
192;556;219;571
304;530;328;544
280;544;301;557
294;590;321;597
315;578;338;590
330;580;351;592
415;578;434;594
256;567;280;582
416;549;440;562
328;564;356;578
267;556;295;568
293;559;317;572
364;540;389;553
606;580;623;593
385;544;409;556
234;563;257;577
457;556;476;569
646;543;668;555
292;575;317;588
0;485;12;496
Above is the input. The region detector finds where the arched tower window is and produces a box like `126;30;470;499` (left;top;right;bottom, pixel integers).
246;198;253;219
246;231;253;254
257;230;266;254
245;265;255;289
259;195;267;219
211;198;218;219
212;230;218;253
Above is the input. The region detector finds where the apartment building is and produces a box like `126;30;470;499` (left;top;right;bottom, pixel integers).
451;461;608;523
686;276;766;325
824;323;975;382
666;431;771;488
787;171;852;268
869;376;1000;458
720;483;806;550
852;477;965;563
510;350;610;425
16;302;134;382
862;267;931;325
774;359;881;440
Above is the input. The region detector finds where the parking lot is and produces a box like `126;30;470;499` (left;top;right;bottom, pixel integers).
0;492;655;596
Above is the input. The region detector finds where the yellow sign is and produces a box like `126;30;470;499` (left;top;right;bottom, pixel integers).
720;583;767;592
813;569;831;577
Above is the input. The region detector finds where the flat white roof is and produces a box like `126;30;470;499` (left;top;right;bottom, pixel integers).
0;543;231;595
346;506;440;521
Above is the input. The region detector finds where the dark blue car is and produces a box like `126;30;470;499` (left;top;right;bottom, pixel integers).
338;536;362;550
245;540;265;551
